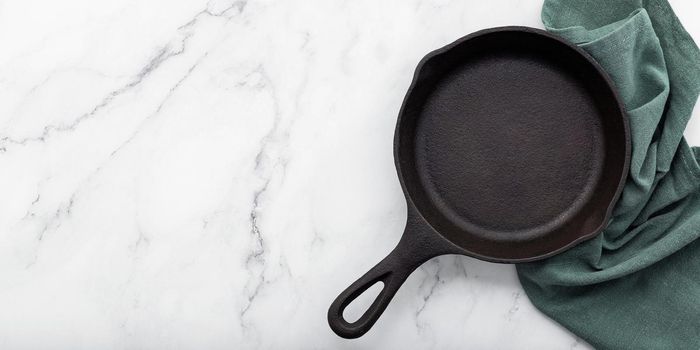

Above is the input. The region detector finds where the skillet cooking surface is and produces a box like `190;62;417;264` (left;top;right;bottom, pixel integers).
396;28;628;261
419;51;603;233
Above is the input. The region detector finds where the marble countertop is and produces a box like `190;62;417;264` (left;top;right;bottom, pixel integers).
1;0;699;348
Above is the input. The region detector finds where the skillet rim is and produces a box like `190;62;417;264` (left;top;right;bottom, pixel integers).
393;26;631;263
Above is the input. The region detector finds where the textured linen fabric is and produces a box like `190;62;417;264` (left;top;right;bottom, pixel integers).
516;1;700;349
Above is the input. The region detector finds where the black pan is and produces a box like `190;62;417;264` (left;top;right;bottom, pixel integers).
328;26;630;339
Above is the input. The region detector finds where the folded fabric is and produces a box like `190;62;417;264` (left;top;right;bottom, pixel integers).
516;0;700;349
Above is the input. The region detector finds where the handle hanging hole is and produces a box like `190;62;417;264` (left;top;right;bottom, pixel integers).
342;281;385;323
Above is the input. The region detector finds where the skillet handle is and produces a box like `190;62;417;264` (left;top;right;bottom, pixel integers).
328;214;448;338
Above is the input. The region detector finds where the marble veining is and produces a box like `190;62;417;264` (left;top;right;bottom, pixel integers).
0;0;698;349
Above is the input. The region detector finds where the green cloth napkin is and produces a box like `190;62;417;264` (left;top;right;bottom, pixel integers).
516;1;700;349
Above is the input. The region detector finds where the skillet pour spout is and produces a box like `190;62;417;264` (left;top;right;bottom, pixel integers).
328;26;630;339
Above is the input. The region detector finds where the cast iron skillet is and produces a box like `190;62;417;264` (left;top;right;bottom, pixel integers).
328;26;630;339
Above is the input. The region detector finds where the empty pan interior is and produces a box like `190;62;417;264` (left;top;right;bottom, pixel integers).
396;29;628;261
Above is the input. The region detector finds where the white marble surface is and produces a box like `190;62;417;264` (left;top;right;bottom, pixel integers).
1;0;699;349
